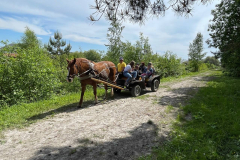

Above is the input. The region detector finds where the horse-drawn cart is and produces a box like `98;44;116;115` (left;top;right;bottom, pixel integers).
113;73;160;97
91;73;160;97
66;58;160;107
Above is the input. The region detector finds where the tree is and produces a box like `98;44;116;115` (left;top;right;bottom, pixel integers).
45;31;72;55
206;0;240;76
89;0;214;24
83;49;102;62
137;32;153;63
204;56;220;66
188;32;206;72
18;27;40;49
105;21;125;64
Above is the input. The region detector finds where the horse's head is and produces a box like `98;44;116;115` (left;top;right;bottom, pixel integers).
66;58;78;82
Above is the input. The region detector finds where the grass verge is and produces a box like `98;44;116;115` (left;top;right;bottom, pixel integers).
140;71;240;159
0;88;106;134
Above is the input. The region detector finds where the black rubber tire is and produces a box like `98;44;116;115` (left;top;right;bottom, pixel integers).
131;85;142;97
151;79;159;92
114;88;122;93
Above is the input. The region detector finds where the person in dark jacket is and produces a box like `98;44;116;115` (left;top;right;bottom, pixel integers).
139;62;147;74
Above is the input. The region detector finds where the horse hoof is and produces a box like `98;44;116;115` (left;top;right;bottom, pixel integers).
77;105;81;108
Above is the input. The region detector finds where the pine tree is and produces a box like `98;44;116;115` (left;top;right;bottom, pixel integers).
188;32;206;72
89;0;214;24
45;31;72;55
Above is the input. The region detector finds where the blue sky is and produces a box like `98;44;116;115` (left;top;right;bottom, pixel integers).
0;0;220;60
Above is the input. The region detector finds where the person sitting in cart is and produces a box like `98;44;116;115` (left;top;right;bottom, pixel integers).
139;62;147;74
134;64;139;72
123;61;137;86
117;57;126;73
141;62;154;80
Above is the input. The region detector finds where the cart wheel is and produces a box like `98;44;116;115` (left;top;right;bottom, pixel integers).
151;79;159;92
131;84;141;97
114;88;121;93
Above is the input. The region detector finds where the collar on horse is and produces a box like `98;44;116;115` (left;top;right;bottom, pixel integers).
74;61;98;81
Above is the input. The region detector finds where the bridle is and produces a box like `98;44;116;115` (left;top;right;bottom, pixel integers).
67;60;93;81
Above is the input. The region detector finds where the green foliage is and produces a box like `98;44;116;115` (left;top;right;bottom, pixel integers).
155;51;186;78
198;63;208;71
45;31;72;55
140;71;240;159
122;41;139;63
17;27;41;49
139;33;153;62
188;32;206;72
83;49;102;62
204;56;220;66
0;41;60;107
207;0;240;77
105;21;125;64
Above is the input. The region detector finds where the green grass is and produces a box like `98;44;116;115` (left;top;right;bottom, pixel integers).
136;95;150;99
165;105;174;113
140;71;240;159
0;88;106;134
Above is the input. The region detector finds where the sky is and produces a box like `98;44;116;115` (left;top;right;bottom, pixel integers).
0;0;220;60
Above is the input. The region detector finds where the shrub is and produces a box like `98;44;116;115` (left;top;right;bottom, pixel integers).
0;41;60;107
199;63;208;71
155;51;185;78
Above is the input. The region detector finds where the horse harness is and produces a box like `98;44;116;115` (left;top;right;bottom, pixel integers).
68;60;115;81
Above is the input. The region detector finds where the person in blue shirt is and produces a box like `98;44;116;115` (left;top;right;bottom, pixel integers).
141;62;154;81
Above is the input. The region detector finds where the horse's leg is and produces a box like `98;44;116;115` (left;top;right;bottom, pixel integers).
104;84;108;99
111;87;114;97
93;83;98;104
78;84;86;108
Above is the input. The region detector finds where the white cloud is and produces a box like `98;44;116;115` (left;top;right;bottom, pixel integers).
64;34;107;45
0;17;51;35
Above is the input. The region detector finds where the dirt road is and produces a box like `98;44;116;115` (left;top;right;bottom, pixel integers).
0;72;211;160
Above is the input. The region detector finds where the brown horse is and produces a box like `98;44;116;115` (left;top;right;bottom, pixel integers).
66;58;117;108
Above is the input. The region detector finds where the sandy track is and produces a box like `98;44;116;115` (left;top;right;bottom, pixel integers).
0;72;211;160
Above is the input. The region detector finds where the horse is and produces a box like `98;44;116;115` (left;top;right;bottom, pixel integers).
66;58;117;108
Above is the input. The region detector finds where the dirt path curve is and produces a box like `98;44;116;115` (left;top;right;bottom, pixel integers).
0;72;212;160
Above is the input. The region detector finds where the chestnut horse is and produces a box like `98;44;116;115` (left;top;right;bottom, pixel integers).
66;58;117;108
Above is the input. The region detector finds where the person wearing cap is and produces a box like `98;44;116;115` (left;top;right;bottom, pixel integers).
123;60;137;86
117;57;126;73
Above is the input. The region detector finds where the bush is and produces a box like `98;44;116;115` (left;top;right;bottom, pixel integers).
155;51;185;78
199;63;208;71
0;41;60;107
